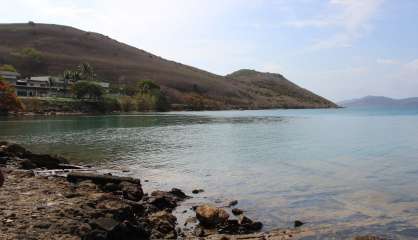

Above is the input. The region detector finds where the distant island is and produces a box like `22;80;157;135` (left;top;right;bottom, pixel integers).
0;22;336;112
338;96;418;108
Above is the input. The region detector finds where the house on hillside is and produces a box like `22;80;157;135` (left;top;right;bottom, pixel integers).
1;70;110;97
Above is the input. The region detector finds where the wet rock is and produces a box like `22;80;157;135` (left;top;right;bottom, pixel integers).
238;215;253;225
83;229;108;240
101;183;120;192
228;200;238;207
149;211;177;239
294;220;304;228
147;189;188;211
108;221;149;240
195;204;230;228
95;198;133;220
91;217;119;232
231;208;243;215
192;189;204;194
67;172;141;185
5;143;28;157
34;222;51;229
119;181;143;201
194;226;205;237
354;236;386;240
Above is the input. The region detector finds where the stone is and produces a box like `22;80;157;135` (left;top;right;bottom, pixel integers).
108;221;149;240
192;189;204;194
148;190;188;211
354;236;386;240
119;181;143;201
149;211;177;239
238;215;253;225
195;204;230;228
228;200;238;207
294;220;304;228
169;188;188;199
231;208;243;215
67;172;141;185
90;217;119;232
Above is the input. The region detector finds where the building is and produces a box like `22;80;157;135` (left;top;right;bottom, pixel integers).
1;71;110;97
0;71;21;84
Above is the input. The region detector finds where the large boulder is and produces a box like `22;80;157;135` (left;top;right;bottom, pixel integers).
195;204;230;228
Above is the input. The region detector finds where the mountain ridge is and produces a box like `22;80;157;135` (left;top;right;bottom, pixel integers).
0;22;336;109
338;96;418;108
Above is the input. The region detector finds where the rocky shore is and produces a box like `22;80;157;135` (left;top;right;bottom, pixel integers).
0;141;386;240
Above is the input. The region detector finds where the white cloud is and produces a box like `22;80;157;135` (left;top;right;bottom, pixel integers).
376;58;400;65
287;0;383;50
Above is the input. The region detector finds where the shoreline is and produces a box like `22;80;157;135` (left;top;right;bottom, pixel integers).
0;141;384;240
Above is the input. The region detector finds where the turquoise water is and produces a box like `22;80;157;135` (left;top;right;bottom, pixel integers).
1;108;418;238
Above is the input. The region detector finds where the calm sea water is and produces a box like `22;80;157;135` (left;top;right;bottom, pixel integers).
1;108;418;238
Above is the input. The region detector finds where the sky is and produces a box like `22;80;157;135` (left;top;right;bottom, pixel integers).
1;0;418;101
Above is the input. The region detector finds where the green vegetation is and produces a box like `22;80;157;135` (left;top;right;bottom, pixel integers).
19;47;42;63
0;64;17;72
72;81;104;99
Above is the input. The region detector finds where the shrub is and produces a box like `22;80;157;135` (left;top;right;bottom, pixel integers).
72;81;104;99
0;64;17;72
0;77;23;114
101;95;121;112
118;96;136;112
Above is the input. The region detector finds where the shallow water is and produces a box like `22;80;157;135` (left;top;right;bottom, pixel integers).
1;108;418;238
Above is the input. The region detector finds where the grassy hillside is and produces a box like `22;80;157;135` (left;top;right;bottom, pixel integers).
0;23;336;109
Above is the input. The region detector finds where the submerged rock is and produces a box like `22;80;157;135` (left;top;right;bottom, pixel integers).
192;189;204;194
294;220;304;228
231;208;243;215
195;204;230;228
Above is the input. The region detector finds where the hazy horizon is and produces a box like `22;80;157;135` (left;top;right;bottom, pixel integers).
2;0;418;102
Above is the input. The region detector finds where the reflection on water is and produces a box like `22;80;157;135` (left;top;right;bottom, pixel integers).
1;109;418;239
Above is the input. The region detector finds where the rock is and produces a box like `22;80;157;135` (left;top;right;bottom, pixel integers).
101;183;120;192
169;188;188;199
194;226;205;237
78;180;97;190
20;159;37;170
192;189;204;194
231;208;243;215
195;204;230;228
294;220;304;228
77;223;92;236
354;236;386;240
108;221;149;240
90;217;119;232
184;217;197;226
22;153;68;169
83;229;108;240
149;211;177;239
148;190;188;211
119;181;143;201
95;198;133;220
238;215;253;225
67;172;141;185
34;223;51;229
228;200;238;207
5;144;28;157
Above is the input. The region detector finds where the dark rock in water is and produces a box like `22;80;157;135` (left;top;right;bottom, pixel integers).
20;159;37;169
169;188;188;199
195;204;230;228
248;221;263;231
21;153;68;169
147;189;188;211
228;200;238;207
67;172;141;185
231;208;243;215
119;181;143;201
192;189;204;194
238;215;253;225
5;143;28;157
218;219;240;234
294;220;304;228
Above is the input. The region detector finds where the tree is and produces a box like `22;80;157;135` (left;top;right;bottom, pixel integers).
0;64;17;72
72;81;104;99
138;80;160;94
78;63;96;81
0;77;23;114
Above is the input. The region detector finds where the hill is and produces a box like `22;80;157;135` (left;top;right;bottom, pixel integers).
338;96;418;108
0;23;336;109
